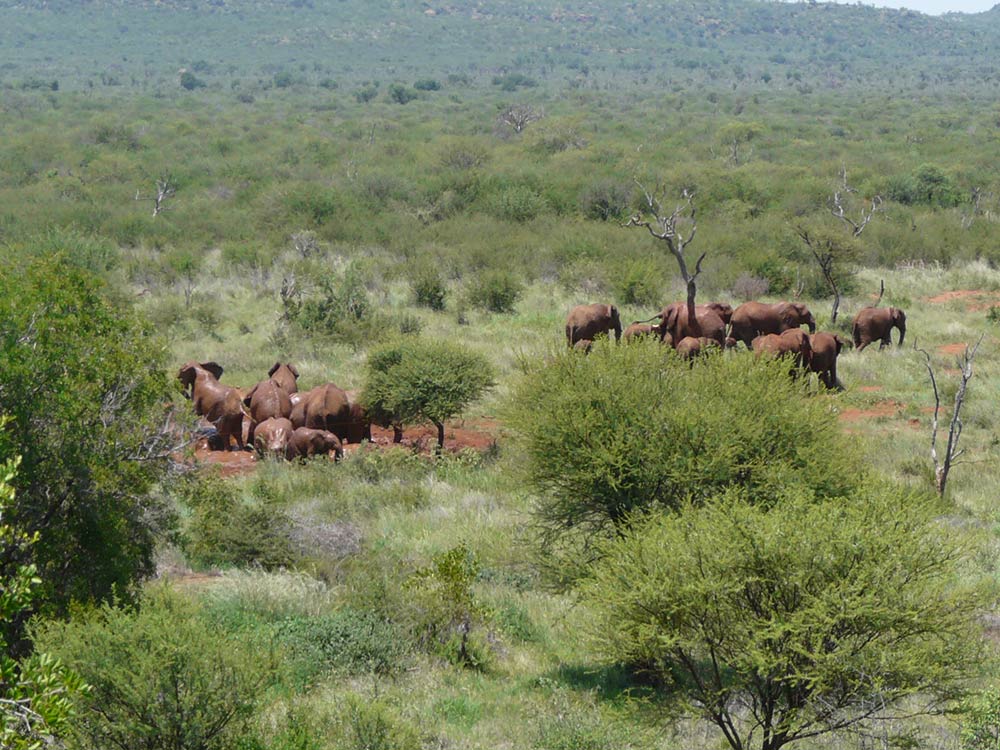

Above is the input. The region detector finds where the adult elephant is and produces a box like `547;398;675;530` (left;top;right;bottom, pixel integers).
290;383;352;440
177;361;245;451
752;328;812;372
344;402;372;444
852;307;906;351
243;380;292;446
286;427;343;461
254;417;294;457
809;332;848;390
565;303;622;346
654;303;726;347
730;301;816;349
268;362;300;394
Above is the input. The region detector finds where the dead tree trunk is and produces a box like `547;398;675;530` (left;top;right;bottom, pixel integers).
624;183;704;322
918;334;984;497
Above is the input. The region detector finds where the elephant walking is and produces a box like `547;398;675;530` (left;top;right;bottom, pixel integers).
852;307;906;351
752;328;812;373
653;303;726;348
731;301;816;349
565;303;622;346
808;332;848;390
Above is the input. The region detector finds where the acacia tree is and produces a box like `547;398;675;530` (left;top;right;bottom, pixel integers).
583;487;986;750
362;339;493;450
624;183;703;322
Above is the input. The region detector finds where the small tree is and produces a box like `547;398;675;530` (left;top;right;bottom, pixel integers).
795;226;859;325
717;121;764;166
0;444;87;749
583;487;986;750
624;182;703;322
362;340;493;449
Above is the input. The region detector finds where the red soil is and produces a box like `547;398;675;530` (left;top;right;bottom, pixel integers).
838;399;904;422
857;385;884;392
925;289;1000;311
937;343;969;356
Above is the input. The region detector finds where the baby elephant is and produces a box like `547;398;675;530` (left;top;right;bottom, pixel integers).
286;427;343;461
253;417;294;458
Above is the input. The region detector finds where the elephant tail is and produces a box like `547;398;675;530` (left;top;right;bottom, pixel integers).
851;320;861;348
633;313;663;325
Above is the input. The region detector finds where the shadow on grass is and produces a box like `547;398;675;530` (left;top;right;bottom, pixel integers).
545;662;668;703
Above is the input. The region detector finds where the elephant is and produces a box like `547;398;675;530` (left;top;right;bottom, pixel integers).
852;306;906;351
808;332;848;390
177;361;246;451
622;322;661;342
730;301;816;348
752;328;812;372
675;336;720;360
344;401;372;444
573;339;593;354
565;303;621;346
243;379;292;446
290;383;353;440
268;362;300;394
286;427;343;461
653;303;726;347
253;417;294;457
698;302;734;326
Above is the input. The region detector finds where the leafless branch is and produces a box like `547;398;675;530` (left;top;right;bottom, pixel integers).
496;104;543;134
916;334;984;497
134;174;176;217
831;191;883;238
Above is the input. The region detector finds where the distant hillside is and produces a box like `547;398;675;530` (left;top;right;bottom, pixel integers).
3;0;1000;93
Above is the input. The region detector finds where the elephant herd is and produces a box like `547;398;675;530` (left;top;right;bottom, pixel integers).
565;300;907;389
177;360;371;458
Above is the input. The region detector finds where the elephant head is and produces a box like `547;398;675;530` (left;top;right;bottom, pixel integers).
779;303;816;333
177;361;224;396
890;307;906;346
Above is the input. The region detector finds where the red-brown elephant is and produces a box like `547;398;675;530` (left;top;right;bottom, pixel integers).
852;307;906;351
177;361;245;451
565;303;622;346
731;301;816;348
809;332;849;390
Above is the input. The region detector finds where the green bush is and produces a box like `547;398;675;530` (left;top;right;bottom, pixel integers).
337;696;422;750
963;687;1000;750
616;259;665;306
291;263;388;348
582;487;987;750
466;269;523;313
388;83;417;104
177;474;295;570
413;78;440;91
506;344;857;551
579;180;632;221
886;163;963;207
486;184;547;222
33;587;276;750
410;266;447;310
362;339;494;449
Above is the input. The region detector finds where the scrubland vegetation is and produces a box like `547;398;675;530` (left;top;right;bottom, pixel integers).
6;1;1000;748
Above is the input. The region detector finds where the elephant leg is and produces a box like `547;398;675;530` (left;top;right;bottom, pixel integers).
856;339;870;352
247;420;257;448
393;424;403;443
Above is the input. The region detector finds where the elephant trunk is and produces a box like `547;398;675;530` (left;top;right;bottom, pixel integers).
807;315;816;334
896;320;906;348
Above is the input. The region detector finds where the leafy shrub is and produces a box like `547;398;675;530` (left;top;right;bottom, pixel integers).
354;85;378;103
291;263;388;348
579;180;632;221
338;697;422;750
486;184;547;222
413;78;440;91
963;687;1000;750
616;259;665;306
466;269;523;313
388;83;417;104
887;163;963;207
506;345;858;551
273;608;410;679
396;311;423;335
180;71;205;90
492;73;537;90
410;266;447;310
362;339;494;449
33;587;275;750
177;475;295;570
273;71;294;88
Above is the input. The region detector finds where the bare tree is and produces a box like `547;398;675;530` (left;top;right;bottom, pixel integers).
961;186;995;230
795;227;856;325
624;181;703;320
134;174;176;217
831;189;883;237
917;334;984;497
496;104;543;135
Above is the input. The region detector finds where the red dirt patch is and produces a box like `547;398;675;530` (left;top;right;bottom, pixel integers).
937;343;969;356
925;289;1000;311
367;419;500;454
192;442;258;477
857;385;884;392
838;400;905;422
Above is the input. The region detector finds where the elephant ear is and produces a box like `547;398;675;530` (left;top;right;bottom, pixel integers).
177;364;196;390
200;361;225;380
268;362;281;377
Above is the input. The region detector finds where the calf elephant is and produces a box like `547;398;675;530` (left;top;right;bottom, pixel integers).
177;361;245;451
852;306;906;351
622;322;661;342
286;427;343;461
675;336;720;360
752;328;812;372
565;303;622;346
654;303;726;347
268;362;300;394
809;332;848;390
731;301;816;348
254;417;294;457
290;383;353;440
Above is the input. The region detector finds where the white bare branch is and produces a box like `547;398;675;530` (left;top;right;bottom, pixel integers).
496;104;543;134
135;174;176;217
